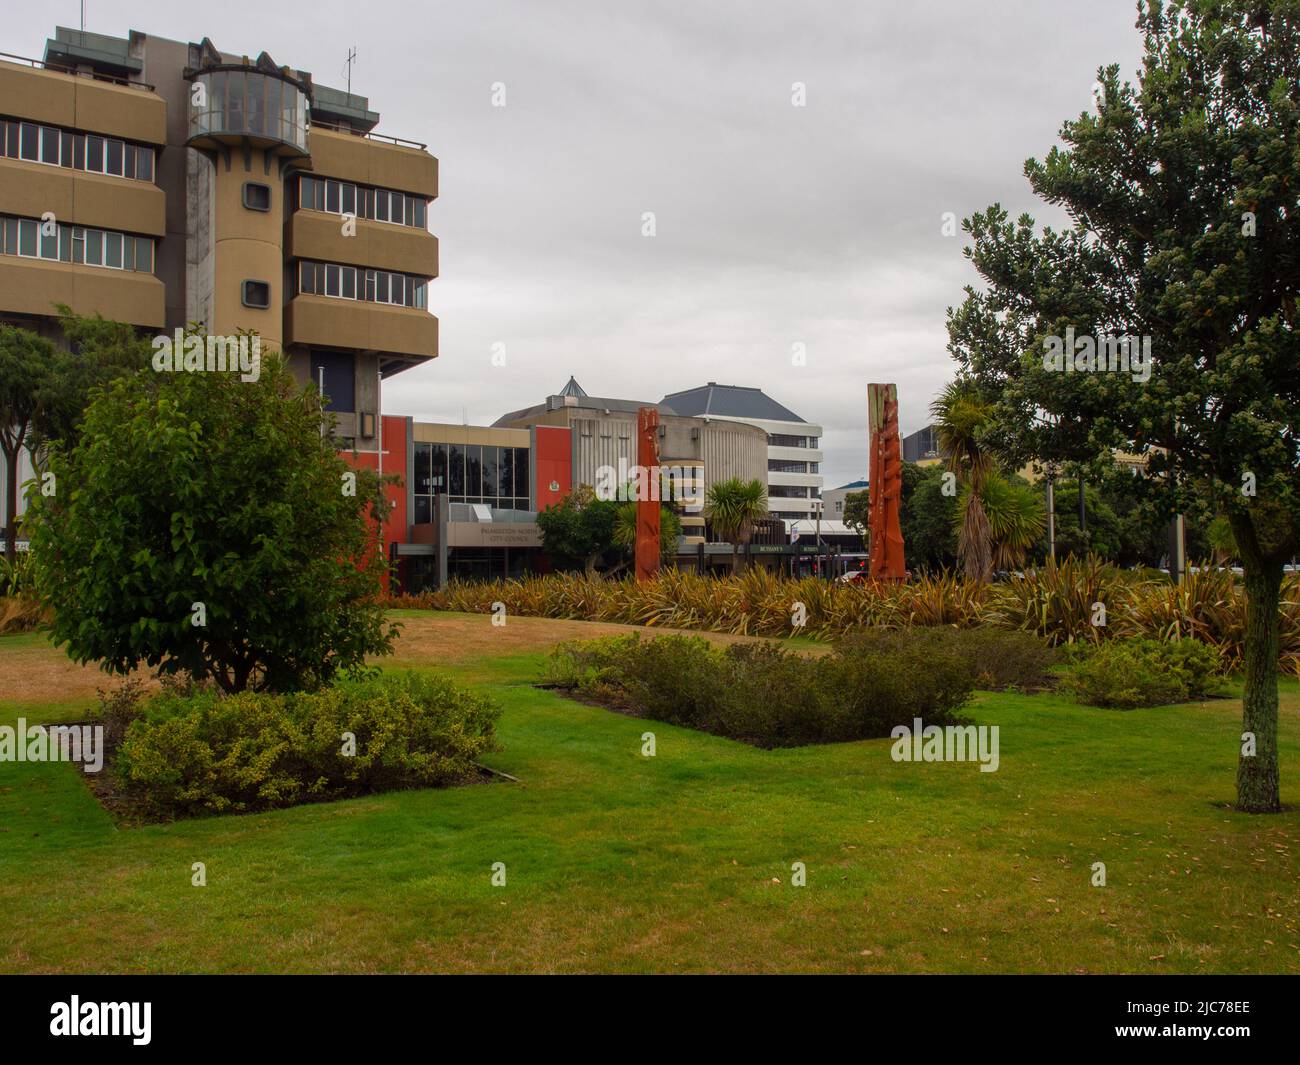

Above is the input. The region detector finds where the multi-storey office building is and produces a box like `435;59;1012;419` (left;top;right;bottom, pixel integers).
493;377;769;547
0;26;438;467
661;383;824;524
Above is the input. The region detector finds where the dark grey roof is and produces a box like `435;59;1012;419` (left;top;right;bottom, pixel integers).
661;382;805;423
493;393;677;427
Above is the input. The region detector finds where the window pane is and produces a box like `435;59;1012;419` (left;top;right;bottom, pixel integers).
2;121;14;157
431;442;447;492
448;444;464;495
500;447;514;498
226;72;245;131
265;78;281;141
39;223;57;260
86;135;104;171
124;144;137;180
248;74;265;134
136;238;152;272
123;236;135;269
41;126;59;164
73;134;85;170
106;139;123;176
413;198;426;228
362;187;373;219
365;269;375;301
517;449;530;497
341;183;355;217
105;231;123;268
210;71;226;129
299;176;313;209
60;131;73;168
414;443;432;495
465;445;483;496
375;190;389;222
414;495;432;524
20;123;39;160
342;266;356;299
390;193;404;226
2;218;15;256
482;446;498;497
412;279;426;309
325;264;340;297
18;219;37;256
325;180;340;214
58;225;71;261
86;228;102;265
376;271;389;303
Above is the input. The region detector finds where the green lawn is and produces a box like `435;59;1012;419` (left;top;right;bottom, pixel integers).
0;613;1297;973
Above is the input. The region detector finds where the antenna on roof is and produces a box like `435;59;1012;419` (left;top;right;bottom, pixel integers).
343;46;357;96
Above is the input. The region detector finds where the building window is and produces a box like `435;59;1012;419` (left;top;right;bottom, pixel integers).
296;260;429;309
242;280;271;309
0;117;154;182
0;215;153;272
297;175;429;229
242;182;272;211
412;442;530;515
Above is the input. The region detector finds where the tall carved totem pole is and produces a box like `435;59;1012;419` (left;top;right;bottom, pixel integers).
635;406;661;582
868;383;906;582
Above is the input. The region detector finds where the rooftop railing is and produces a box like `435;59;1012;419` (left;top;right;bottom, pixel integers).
0;52;154;91
309;115;427;151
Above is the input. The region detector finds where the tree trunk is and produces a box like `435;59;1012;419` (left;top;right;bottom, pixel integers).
2;445;17;565
1237;559;1282;813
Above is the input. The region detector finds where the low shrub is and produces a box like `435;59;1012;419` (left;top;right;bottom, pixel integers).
545;631;973;747
115;671;501;818
835;626;1058;692
1060;638;1226;708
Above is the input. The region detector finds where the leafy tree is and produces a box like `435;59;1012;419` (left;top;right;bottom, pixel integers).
0;326;60;564
946;0;1300;810
612;500;683;563
537;486;620;573
931;380;1000;582
897;464;959;572
25;345;396;693
961;472;1046;571
842;487;870;539
703;477;769;572
0;311;153;565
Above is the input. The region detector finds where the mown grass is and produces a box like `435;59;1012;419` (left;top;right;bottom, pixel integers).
0;613;1296;973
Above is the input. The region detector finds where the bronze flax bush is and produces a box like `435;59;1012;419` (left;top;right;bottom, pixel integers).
383;556;1300;676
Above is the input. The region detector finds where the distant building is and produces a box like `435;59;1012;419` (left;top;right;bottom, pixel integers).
494;377;769;549
902;424;942;465
661;382;823;523
821;478;868;521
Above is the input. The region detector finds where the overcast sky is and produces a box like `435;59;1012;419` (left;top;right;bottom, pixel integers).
12;1;1144;489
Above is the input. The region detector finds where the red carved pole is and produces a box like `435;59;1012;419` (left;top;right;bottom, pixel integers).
635;406;661;582
868;383;906;582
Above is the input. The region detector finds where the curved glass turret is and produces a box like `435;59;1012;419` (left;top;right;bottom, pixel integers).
187;67;309;155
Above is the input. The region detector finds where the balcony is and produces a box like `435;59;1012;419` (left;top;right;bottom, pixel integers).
187;67;310;157
287;209;438;277
0;157;165;236
285;293;437;362
0;255;163;327
0;56;164;145
307;128;437;200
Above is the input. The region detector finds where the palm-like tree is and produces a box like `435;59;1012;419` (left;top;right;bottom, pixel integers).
930;380;996;582
704;477;768;573
961;473;1045;571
